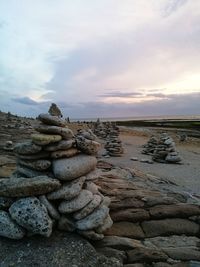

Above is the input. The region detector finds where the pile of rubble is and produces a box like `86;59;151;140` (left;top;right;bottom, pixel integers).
94;161;200;266
104;125;124;157
0;113;113;241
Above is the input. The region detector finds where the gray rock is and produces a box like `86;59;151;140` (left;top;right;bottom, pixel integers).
9;197;53;237
14;141;42;155
35;124;74;139
0;210;25;239
52;155;97;180
44;139;75;151
18;159;51;171
76;136;101;155
97;247;127;265
0;231;118;267
47;176;86;200
0;176;61;197
31;133;62;146
85;169;102;181
50;148;79;159
17;151;50;160
76;205;109;231
39;195;60;220
95;215;113;233
77;229;104;240
16;165;53;178
73;194;102;220
0;197;14;209
166;154;182;163
59;190;93;213
38;113;67;127
58;215;76;232
84;181;100;194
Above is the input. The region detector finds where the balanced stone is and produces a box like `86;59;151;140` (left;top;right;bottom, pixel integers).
52;155;97;180
77;230;104;240
14;141;42;155
0;176;61;197
18;159;51;171
58;190;93;213
38;113;67;127
76;136;101;155
9;197;52;237
47;176;86;200
44;139;75;152
35;124;74;140
39;195;60;220
17;151;50;160
0;210;25;239
73;194;102;220
76;205;109;230
50;148;79;159
31;134;62;146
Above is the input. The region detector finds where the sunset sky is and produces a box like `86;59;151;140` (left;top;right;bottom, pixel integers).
0;0;200;118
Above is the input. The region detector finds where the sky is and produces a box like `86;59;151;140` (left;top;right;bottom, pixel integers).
0;0;200;118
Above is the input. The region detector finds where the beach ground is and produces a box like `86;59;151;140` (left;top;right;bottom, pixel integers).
100;127;200;195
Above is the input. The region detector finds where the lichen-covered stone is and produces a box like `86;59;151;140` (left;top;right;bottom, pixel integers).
9;197;53;237
44;139;75;152
38;113;67;127
35;124;74;140
31;133;62;146
14;141;42;155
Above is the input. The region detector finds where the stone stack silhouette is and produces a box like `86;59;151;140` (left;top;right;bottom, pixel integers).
104;125;124;157
93;119;107;139
0;113;113;241
152;133;182;163
142;136;158;155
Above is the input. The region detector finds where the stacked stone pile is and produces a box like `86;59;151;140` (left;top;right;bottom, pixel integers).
94;162;200;266
93;120;107;139
142;136;158;155
104;125;124;157
0;113;113;241
77;128;97;141
152;133;181;163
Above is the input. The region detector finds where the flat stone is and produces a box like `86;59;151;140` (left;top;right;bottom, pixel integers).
127;247;168;263
17;151;50;160
84;181;100;194
35;124;74;139
97;247;127;265
39;195;60;220
9;197;53;237
51;148;79;159
78;230;104;240
0;210;25;239
0;176;61;197
110;209;150;222
31;134;62;146
73;194;102;220
16;165;53;178
38;113;67;127
52;155;97;180
165;154;182;163
141;219;199;237
85;169;102;181
14;141;42;155
76;205;109;231
44;139;75;151
59;190;93;213
96;215;113;234
58;215;76;232
95;236;143;250
163;247;200;261
47;176;85;200
0;197;14;210
76;136;101;155
18;159;51;171
149;204;200;219
104;222;145;239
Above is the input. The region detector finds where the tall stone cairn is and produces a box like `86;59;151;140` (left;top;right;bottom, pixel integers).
48;103;63;117
152;133;182;163
104;125;124;157
0;113;113;240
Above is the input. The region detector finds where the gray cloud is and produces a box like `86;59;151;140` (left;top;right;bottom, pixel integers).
146;93;169;98
162;0;188;17
98;91;142;98
12;97;39;105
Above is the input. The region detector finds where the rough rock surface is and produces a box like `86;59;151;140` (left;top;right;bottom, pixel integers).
9;197;53;237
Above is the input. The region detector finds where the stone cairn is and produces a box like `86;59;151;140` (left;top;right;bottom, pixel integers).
0;113;113;241
93;119;108;139
104;125;124;157
48;103;63;117
152;133;182;163
142;135;158;155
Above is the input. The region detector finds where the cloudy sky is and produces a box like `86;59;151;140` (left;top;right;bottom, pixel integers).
0;0;200;118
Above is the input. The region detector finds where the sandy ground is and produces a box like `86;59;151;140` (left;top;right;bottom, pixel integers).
99;128;200;195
